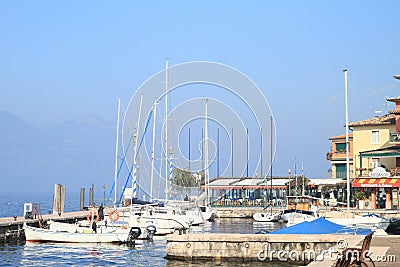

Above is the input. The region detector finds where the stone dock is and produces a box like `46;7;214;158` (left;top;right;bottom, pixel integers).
166;233;362;262
166;233;400;266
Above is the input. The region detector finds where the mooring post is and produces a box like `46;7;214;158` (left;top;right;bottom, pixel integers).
80;188;85;211
52;184;66;215
89;183;94;207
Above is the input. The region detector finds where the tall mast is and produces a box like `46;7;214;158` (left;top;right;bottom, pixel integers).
114;98;121;208
205;99;210;204
260;127;263;177
150;100;157;202
301;162;305;196
344;69;350;212
217;128;220;177
132;93;144;200
270;116;273;214
164;58;169;201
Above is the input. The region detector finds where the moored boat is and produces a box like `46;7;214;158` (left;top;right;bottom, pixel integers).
253;212;281;222
23;223;139;244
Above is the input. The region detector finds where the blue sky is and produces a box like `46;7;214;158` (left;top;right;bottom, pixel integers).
1;1;400;182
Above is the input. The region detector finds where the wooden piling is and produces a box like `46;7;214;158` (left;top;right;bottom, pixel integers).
89;183;94;207
52;184;66;215
80;188;85;211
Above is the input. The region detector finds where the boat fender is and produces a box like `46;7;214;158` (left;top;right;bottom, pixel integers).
109;210;120;221
87;211;99;223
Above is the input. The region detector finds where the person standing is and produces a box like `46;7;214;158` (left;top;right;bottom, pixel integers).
98;204;104;221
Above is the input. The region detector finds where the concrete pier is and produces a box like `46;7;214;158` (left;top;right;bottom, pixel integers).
166;233;364;263
213;207;271;218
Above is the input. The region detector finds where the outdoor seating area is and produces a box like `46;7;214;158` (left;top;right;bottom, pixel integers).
211;197;286;207
390;167;400;177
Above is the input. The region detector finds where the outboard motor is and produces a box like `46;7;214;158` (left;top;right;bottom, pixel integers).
145;225;157;242
127;227;142;247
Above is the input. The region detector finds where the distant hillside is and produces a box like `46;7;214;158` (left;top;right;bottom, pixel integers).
0;111;116;194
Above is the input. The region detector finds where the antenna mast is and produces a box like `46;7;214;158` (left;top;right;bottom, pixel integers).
114;98;121;208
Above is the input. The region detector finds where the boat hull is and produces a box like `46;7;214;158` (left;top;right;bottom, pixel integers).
24;225;130;243
280;209;316;222
253;212;280;222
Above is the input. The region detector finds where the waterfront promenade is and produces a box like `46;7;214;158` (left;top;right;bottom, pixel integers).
306;235;400;266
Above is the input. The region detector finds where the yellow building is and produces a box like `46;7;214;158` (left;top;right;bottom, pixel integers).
347;98;400;209
349;114;396;176
327;76;400;209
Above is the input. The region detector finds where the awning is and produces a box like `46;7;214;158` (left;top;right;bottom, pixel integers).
359;146;400;159
352;178;400;188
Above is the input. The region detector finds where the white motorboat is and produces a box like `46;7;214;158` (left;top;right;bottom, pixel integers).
281;209;318;223
199;205;216;222
253;212;281;222
115;205;190;236
24;223;139;244
322;212;390;234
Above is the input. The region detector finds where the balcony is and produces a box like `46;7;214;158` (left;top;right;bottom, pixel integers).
326;152;332;160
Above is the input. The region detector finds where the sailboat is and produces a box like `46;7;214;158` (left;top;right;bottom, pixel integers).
24;99;146;244
253;117;282;222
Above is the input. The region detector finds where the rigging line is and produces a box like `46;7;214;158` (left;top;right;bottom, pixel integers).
118;109;154;204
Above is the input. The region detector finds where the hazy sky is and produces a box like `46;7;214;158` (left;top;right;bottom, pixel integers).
1;1;400;180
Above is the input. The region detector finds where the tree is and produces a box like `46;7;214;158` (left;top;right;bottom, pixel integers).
171;168;197;188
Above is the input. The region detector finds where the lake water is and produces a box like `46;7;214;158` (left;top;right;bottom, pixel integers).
0;192;299;266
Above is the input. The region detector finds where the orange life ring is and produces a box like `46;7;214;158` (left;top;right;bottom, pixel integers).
87;211;99;223
109;210;120;221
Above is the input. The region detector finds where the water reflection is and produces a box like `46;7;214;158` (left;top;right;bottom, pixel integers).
21;241;167;266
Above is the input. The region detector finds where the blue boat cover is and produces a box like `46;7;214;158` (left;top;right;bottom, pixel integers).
270;217;371;235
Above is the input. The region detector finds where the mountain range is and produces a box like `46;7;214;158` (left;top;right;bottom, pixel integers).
0;111;117;194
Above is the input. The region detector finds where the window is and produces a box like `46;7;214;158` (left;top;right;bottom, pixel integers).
335;164;346;178
371;130;380;144
335;143;347;152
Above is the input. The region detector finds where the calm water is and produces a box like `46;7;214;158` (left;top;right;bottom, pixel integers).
0;192;298;266
0;191;83;218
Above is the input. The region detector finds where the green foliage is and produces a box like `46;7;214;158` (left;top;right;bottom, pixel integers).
171;168;197;188
354;191;366;200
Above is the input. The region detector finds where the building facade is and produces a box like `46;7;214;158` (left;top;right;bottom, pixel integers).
326;133;354;179
326;76;400;209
